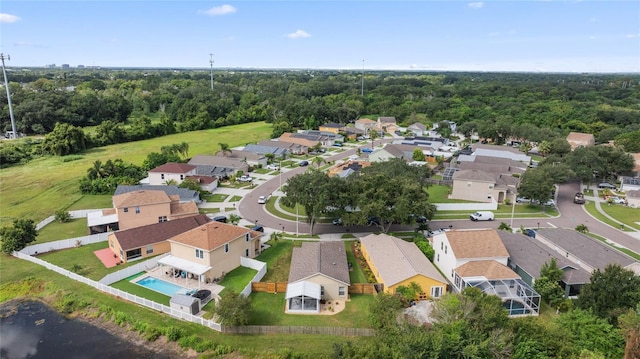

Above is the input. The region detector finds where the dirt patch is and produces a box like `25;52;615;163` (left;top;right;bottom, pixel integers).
401;300;435;326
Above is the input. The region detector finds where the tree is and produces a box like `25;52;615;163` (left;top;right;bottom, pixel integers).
218;143;231;157
575;224;589;233
415;240;434;261
538;140;551;157
0;219;38;254
517;167;555;204
534;258;566;310
368;292;403;329
213;290;252;326
618;304;640;359
54;210;72;223
312;156;326;168
555;309;625;358
368;128;379;149
614;130;640;153
142;151;180;171
228;214;241;225
576;264;640;324
412;148;425;161
41;122;88;156
395;282;423;302
497;222;512;232
435;120;452;138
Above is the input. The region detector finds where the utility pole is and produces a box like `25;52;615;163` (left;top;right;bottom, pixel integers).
0;53;17;139
209;53;214;90
361;59;365;96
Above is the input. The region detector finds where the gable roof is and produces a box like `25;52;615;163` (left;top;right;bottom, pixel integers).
535;228;637;270
360;233;446;287
378;116;397;124
257;139;306;150
356;118;376;124
320;123;344;129
288;242;350;285
188;155;249;169
278;132;320;147
456;260;519;280
497;231;590;285
445;229;510;259
215;149;265;162
377;144;405;159
113;214;210;250
148;162;197;173
170;201;199;216
114;185;200;203
408;123;427;131
566;132;595;144
184;175;217;185
170;221;260;251
244;143;291;156
452;169;495;182
113;190;171;208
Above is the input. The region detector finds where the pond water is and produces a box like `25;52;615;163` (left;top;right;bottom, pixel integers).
0;300;171;359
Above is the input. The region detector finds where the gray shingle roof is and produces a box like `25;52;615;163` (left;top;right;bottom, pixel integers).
114;185;200;203
288;242;350;285
243;144;290;157
536;228;637;270
498;231;590;285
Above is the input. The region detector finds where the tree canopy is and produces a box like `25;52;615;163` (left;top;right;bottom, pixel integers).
0;219;38;254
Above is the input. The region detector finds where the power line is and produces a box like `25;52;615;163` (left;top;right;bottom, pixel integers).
0;53;17;139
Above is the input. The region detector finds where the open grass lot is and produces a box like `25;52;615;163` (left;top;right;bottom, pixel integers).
0;122;272;227
66;194;113;211
37;218;88;243
248;292;373;327
583;202;635;232
0;255;352;357
257;240;302;282
345;241;367;283
110;273;172;306
37;242;150;281
218;266;258;294
599;204;640;230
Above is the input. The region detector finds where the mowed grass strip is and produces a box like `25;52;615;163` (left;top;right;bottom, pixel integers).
218;266;258;295
248;292;374;328
584;202;635;232
599;204;640;230
257;240;301;283
37;218;89;243
0;122;272;227
345;241;367;284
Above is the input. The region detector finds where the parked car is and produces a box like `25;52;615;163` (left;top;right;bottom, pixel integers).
258;195;267;204
470;211;495;221
333;142;343;147
299;160;309;167
356;136;366;141
598;182;617;190
266;164;279;171
238;175;252;182
544;199;556;207
361;147;374;153
332;218;343;225
610;196;626;204
516;197;531;203
251;225;264;233
212;215;227;223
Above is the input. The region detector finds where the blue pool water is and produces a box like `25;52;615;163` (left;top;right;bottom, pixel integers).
135;276;188;296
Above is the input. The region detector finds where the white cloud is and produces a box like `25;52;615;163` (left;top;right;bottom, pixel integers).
626;33;640;39
0;13;21;23
467;2;484;9
201;5;237;16
286;30;311;39
13;41;45;48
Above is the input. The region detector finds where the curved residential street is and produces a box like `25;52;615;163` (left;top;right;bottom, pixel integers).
232;143;640;253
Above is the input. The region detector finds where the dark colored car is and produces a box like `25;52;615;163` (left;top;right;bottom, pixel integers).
361;147;374;153
332;218;343;225
367;217;381;226
251;225;264;232
213;215;227;223
299;160;309;167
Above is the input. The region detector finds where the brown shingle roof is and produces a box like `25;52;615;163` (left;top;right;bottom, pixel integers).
356;118;376;124
113;214;210;251
566;132;595;144
446;229;510;259
456;260;519;280
170;202;199;216
188;155;249;169
112;190;171;208
288;242;350;285
149;162;197;173
360;233;446;287
378;116;397;124
453;169;495;182
278;132;320;147
185;175;217;185
170;221;260;251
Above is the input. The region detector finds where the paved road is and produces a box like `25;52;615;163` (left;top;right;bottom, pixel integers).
238;146;640;252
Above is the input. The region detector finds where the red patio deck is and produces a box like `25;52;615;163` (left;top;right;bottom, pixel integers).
94;248;121;268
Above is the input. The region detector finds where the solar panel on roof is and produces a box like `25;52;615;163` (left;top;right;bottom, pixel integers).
442;167;458;181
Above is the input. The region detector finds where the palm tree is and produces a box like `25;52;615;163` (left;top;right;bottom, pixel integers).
218;143;231;157
164;179;178;186
228;214;241;225
312;156;326;168
368;128;379;149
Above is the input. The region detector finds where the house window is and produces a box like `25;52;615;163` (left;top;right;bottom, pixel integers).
146;245;154;254
224;243;229;253
161;174;165;180
454;274;461;288
245;249;249;257
451;269;454;278
321;286;325;296
195;249;203;259
437;254;439;262
440;242;443;250
180;174;184;180
431;286;443;298
444;245;447;254
246;233;250;242
338;286;346;296
110;240;114;248
158;216;167;223
135;206;140;214
123;207;128;213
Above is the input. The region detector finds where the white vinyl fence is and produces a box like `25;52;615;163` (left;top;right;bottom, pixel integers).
35;209;107;230
239;257;267;297
434;200;498;211
99;254;169;285
12;251;222;332
20;233;109;256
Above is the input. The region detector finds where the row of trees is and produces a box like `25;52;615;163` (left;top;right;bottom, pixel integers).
281;159;435;234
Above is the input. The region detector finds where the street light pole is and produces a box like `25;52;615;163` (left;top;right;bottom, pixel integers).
0;53;17;139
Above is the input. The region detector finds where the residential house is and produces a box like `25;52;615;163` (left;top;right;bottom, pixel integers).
620;176;640;192
343;126;366;141
360;233;447;299
111;190;199;231
148;163;197;186
160;221;263;284
114;185;201;203
286;242;350;313
278;132;323;150
626;190;640;208
368;144;406;162
631;153;640;176
258;139;306;155
498;230;590;297
460;144;531;164
184;175;218;193
355;118;378;133
566;132;595;150
108;214;210;263
327;160;371;178
396;136;448;150
432;229;540;316
377;116;398;134
534;228;640;276
319;123;345;134
433;120;457;133
450;169;518;203
407;123;427;137
214;149;267;168
188;155;250;178
244;143;292;158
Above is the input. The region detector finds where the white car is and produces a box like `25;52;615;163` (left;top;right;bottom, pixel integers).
266;164;279;171
610;197;625;204
258;195;267;204
544;199;556;207
238;175;252;182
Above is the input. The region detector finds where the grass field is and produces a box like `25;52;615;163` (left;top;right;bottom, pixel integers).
427;185;476;203
583;202;635;232
218;266;258;294
257;240;301;282
0;122;272;227
345;241;367;283
37;218;88;243
598;204;640;230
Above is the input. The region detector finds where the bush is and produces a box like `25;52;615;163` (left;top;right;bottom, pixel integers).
113;311;130;327
54;210;72;223
143;327;161;342
132;321;149;334
164;326;184;341
55;294;89;314
178;334;201;349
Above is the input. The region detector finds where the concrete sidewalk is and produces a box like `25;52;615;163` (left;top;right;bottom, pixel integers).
582;187;640;240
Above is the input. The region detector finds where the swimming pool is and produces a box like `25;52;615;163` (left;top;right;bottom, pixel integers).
135;276;188;297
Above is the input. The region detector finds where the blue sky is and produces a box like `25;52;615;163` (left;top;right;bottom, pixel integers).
1;1;639;72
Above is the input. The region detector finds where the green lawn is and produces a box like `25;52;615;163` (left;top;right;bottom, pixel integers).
345;241;367;283
202;193;228;202
583;202;635;232
257;240;301;282
599;204;640;230
432;204;558;220
37;242;152;281
218;266;258;294
37;218;88;243
110;273;172;305
229;195;242;202
0;122;272;227
427;185;476;203
248;292;374;328
198;208;221;214
66;194;113;211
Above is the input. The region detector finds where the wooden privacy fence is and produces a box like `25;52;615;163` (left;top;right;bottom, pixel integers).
252;282;288;293
222;325;375;336
348;283;378;294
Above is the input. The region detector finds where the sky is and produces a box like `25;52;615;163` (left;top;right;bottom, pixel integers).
1;1;639;73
